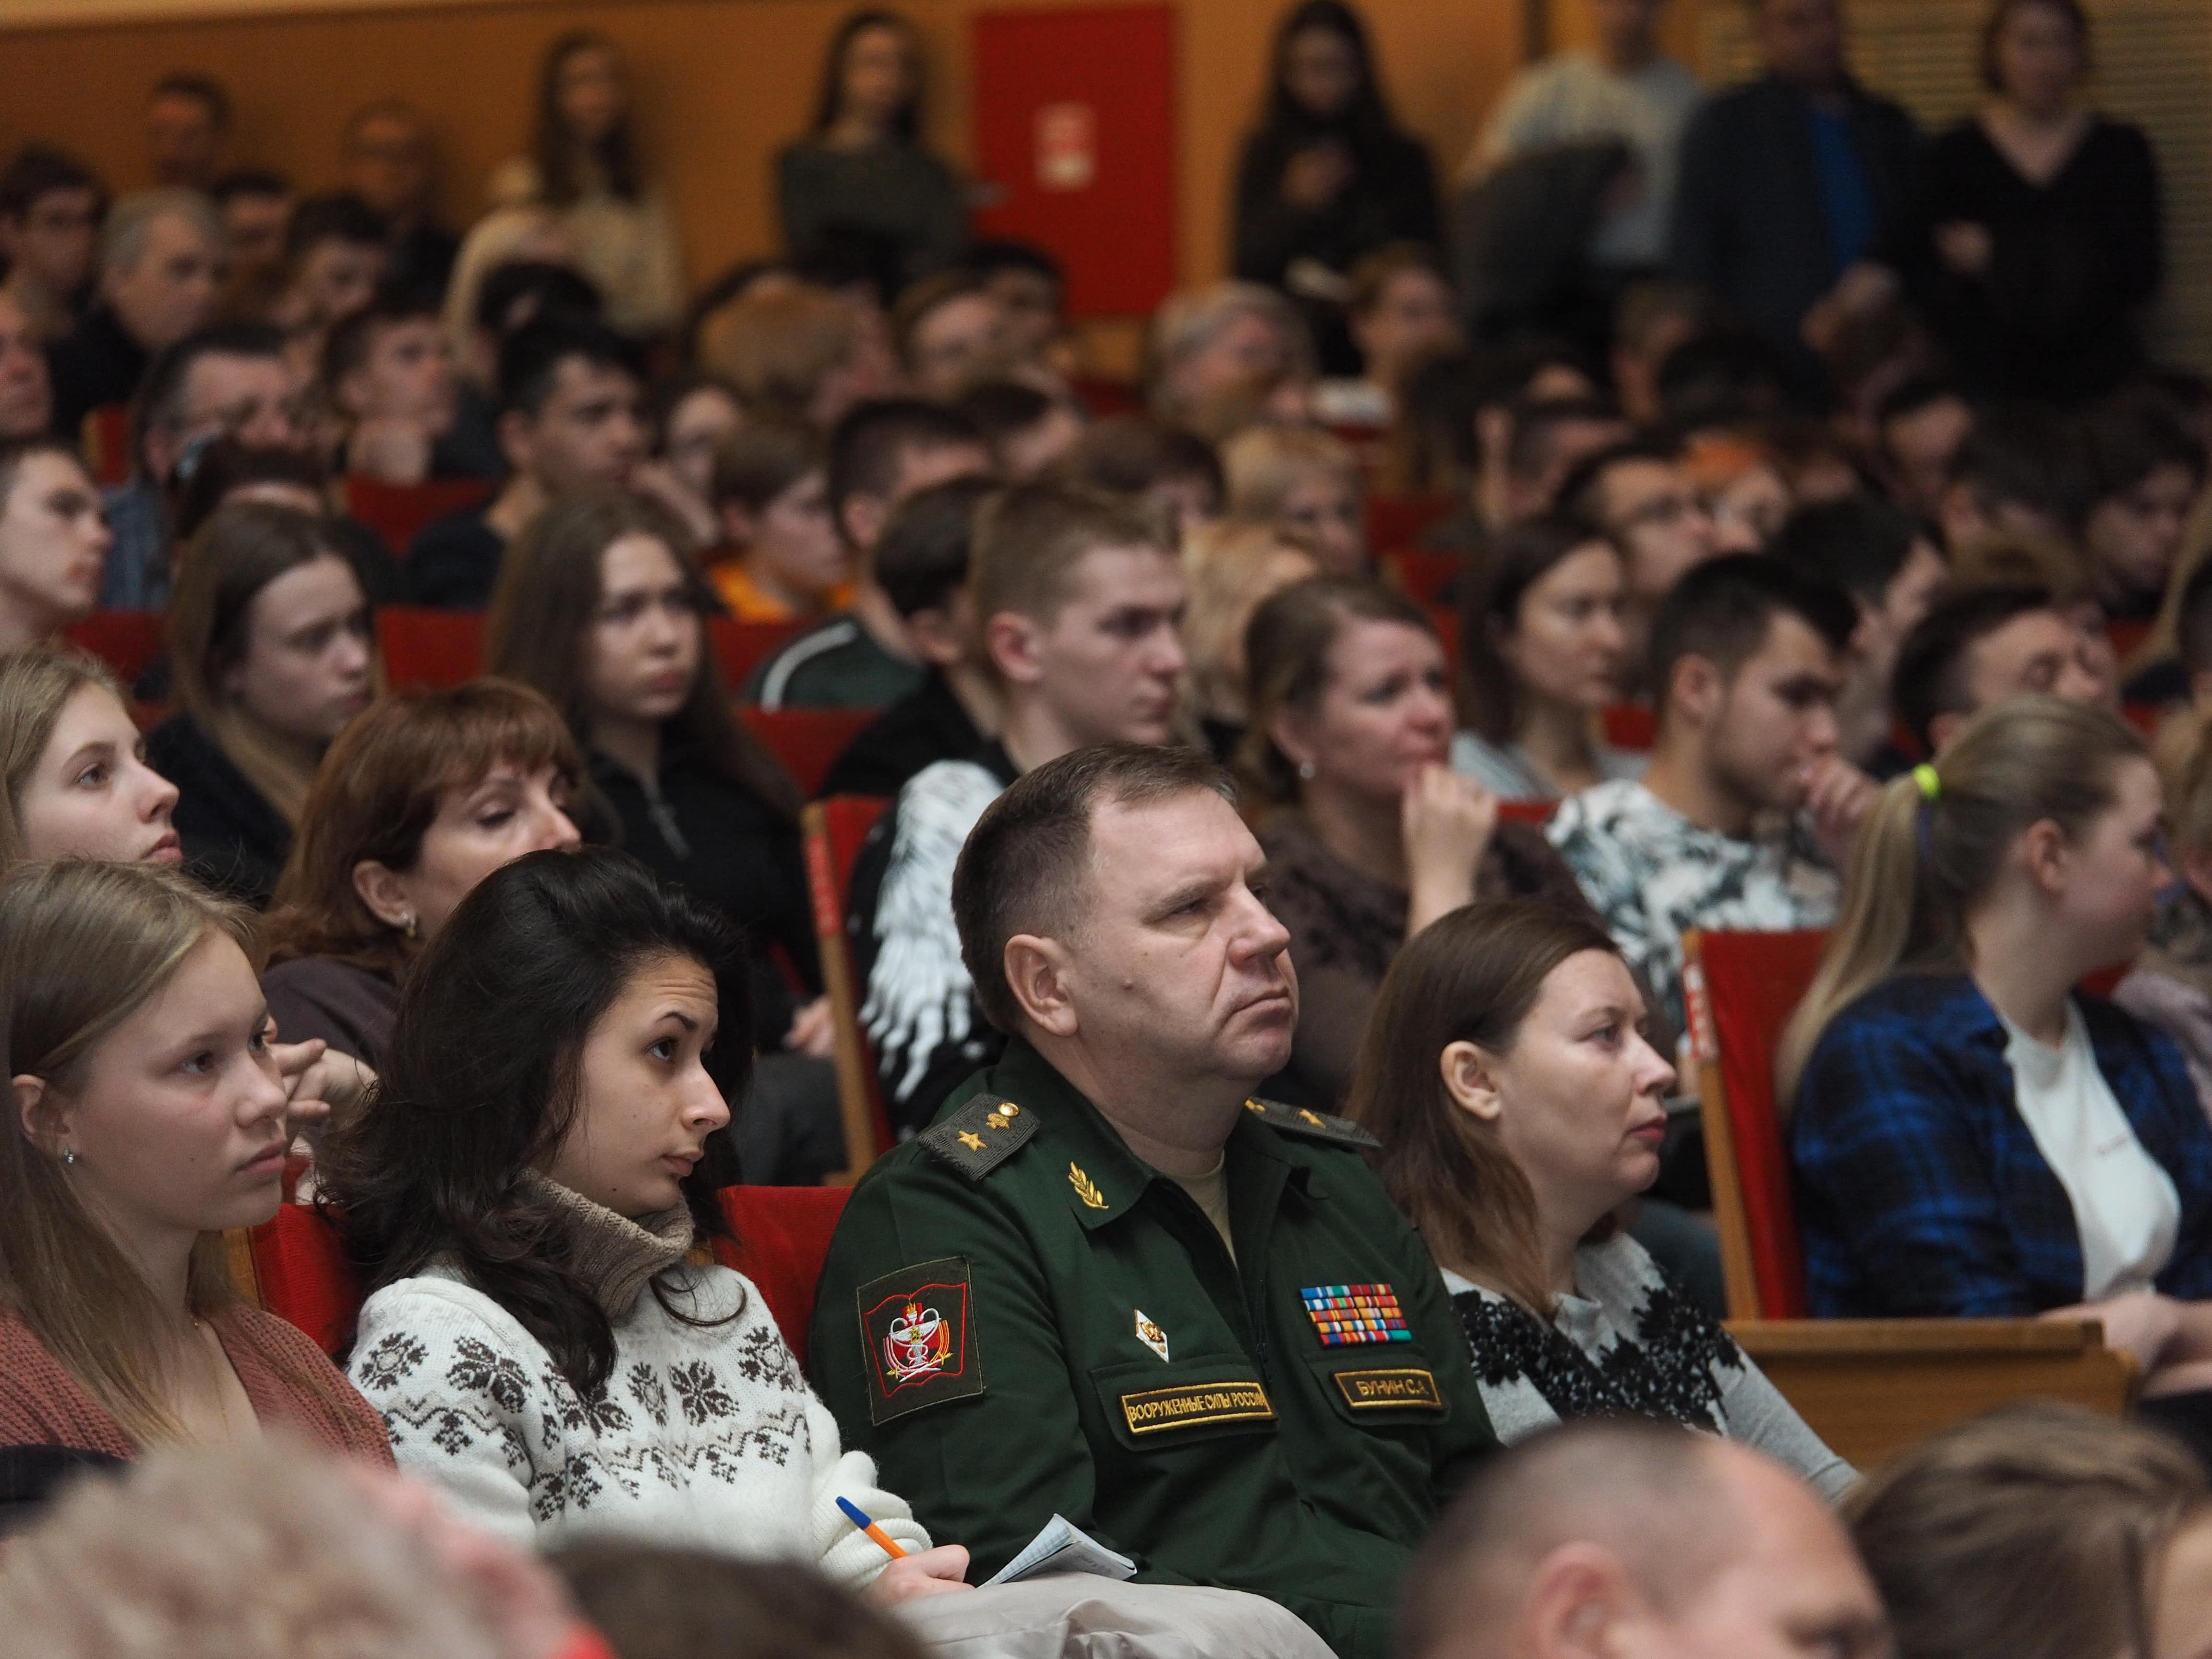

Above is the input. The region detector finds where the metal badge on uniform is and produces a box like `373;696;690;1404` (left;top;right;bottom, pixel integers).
1301;1284;1412;1346
856;1256;986;1424
1134;1310;1169;1362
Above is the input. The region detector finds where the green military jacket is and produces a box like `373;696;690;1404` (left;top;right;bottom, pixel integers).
809;1037;1497;1659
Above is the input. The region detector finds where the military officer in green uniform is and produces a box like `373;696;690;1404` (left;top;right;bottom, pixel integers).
811;744;1497;1659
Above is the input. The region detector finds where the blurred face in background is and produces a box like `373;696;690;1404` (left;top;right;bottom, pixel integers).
1757;0;1846;88
1992;0;2086;117
1282;25;1359;118
145;91;225;189
344;108;435;220
583;532;703;728
1350;266;1461;395
1;185;100;302
223;554;374;745
0;294;54;439
338;316;457;434
0;450;109;642
555;44;628;147
1500;541;1630;716
106;209;224;353
838;24;916;131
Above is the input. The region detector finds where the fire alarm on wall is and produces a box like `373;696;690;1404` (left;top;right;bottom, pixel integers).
1035;102;1096;192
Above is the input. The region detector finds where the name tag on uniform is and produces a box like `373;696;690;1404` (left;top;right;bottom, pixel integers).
1332;1368;1443;1412
1301;1284;1411;1346
1118;1380;1276;1436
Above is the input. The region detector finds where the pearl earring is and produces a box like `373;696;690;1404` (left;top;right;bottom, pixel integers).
1298;761;1315;781
402;913;418;940
61;1147;75;1167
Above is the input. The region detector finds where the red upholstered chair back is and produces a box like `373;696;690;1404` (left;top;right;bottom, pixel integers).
1380;549;1463;607
803;795;896;1174
715;1185;853;1370
249;1186;854;1365
1602;704;1657;750
707;617;805;690
82;405;131;485
377;606;485;690
1495;798;1558;827
340;476;494;560
65;611;168;687
1682;928;1828;1319
1365;495;1458;554
739;707;878;799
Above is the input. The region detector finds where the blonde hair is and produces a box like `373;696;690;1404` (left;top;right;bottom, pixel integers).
1179;519;1318;724
0;859;268;1444
1777;697;2148;1105
0;646;127;865
2159;702;2212;860
1221;424;1358;523
696;288;857;419
0;1437;511;1659
1144;281;1312;425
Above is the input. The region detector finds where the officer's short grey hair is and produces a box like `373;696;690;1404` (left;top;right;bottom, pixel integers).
100;189;223;279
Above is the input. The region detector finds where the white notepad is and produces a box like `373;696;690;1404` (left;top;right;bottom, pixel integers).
983;1515;1140;1587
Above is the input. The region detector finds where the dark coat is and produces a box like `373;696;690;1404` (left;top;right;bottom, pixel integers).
144;713;293;908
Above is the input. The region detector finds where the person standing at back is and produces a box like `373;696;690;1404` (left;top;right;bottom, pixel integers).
341;100;459;310
1231;1;1439;377
1669;0;1921;390
848;481;1186;1133
778;11;967;293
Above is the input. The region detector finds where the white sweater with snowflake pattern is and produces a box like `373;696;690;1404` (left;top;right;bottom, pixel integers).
347;1257;931;1583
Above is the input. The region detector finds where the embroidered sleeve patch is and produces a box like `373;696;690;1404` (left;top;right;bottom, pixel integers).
1332;1368;1444;1412
1118;1379;1275;1436
857;1256;986;1424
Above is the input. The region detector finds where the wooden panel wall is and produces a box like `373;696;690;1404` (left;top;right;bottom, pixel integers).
0;0;1528;303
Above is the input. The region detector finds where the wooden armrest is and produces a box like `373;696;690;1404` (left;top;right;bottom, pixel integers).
1729;1317;2107;1358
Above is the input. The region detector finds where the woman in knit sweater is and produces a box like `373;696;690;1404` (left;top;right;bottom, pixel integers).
322;849;1334;1659
0;859;390;1479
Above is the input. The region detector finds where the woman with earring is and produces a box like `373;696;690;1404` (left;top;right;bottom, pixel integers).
0;859;390;1464
260;680;583;1069
1351;898;1851;1494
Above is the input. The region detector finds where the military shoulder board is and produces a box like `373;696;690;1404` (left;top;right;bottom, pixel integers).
1242;1096;1381;1151
918;1094;1038;1180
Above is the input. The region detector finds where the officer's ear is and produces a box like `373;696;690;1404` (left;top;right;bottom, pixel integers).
1003;933;1079;1037
1439;1040;1503;1123
1518;1541;1648;1658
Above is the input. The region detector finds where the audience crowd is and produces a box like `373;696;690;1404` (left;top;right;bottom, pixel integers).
5;0;2212;1650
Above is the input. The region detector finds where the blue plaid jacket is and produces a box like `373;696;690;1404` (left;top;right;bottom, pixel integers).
1791;972;2212;1316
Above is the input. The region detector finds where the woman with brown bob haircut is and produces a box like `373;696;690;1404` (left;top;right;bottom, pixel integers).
486;492;842;1183
260;679;584;1070
1349;898;1850;1494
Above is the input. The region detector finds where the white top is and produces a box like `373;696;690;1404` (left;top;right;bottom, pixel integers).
1470;52;1704;267
2000;1001;2183;1300
348;1260;929;1582
1450;729;1645;802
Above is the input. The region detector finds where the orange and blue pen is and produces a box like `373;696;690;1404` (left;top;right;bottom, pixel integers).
836;1495;910;1560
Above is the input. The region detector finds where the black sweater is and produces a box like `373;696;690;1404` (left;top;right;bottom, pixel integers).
144;714;294;908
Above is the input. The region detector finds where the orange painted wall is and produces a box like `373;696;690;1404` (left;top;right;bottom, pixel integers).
0;0;1529;306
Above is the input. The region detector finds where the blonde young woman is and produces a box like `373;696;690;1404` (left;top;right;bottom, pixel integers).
0;860;389;1476
145;504;375;906
1178;517;1320;761
1785;697;2212;1440
0;646;180;866
1221;423;1366;576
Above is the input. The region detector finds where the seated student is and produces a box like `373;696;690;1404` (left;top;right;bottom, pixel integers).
1396;1421;1887;1659
1244;577;1585;1107
0;146;103;349
704;415;852;624
968;239;1071;381
1310;242;1460;429
326;849;1323;1659
1786;699;2212;1408
0;859;391;1460
486;493;839;1184
147;504;375;907
850;481;1186;1133
0;647;179;865
1950;530;2126;709
261;680;582;1068
0;437;108;655
1144;280;1313;443
211;169;293;319
1221;423;1366;577
891;271;1010;403
321;284;465;487
813;746;1498;1659
1422;394;1631;558
1767;498;1949;769
267;193;389;370
1874;378;1972;522
1849;1404;2212;1657
1681;428;1792;556
0;291;54;444
1555;437;1720;685
2073;388;2206;626
1453;515;1637;800
1889;583;2104;763
1937;403;2078;561
1059;413;1224;540
634;371;742;548
819;476;1003;800
954;380;1084;482
1353;900;1851;1496
1548;554;1867;1046
406;315;648;610
1179;517;1319;762
695;284;895;433
749;401;995;711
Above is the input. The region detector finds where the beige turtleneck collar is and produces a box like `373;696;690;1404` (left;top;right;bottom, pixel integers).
523;1172;697;1320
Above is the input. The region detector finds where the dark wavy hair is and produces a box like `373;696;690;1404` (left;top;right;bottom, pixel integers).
1259;0;1400;157
812;10;923;143
534;30;642;206
317;848;748;1395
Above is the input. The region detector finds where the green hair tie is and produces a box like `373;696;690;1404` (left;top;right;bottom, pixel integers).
1912;763;1941;802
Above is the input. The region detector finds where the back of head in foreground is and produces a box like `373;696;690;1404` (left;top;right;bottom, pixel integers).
0;1436;557;1659
1848;1402;2209;1659
556;1540;926;1659
1398;1420;1887;1659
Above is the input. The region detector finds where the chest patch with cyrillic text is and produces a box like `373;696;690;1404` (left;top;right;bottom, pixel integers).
1332;1368;1443;1412
1301;1283;1411;1346
857;1256;986;1424
1118;1380;1276;1436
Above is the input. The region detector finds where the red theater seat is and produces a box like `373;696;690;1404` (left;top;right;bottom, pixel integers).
739;706;877;799
65;611;167;686
377;607;484;690
1365;495;1458;554
709;617;805;691
803;795;896;1180
1382;549;1462;607
81;404;131;486
340;476;495;560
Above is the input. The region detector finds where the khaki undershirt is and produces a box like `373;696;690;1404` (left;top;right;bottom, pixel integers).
1168;1155;1235;1261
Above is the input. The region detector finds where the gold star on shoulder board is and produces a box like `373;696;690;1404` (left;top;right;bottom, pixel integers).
958;1130;986;1152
